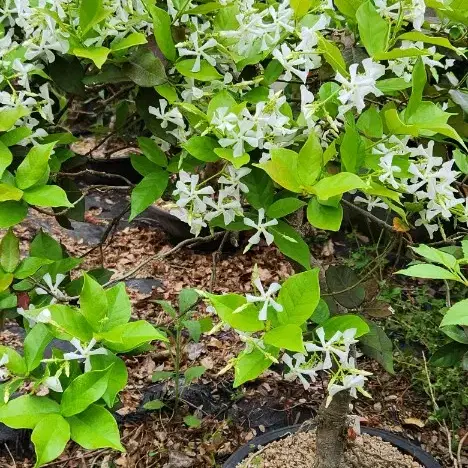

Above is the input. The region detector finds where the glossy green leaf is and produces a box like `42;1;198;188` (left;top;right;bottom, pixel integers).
270;221;311;270
307;198;343;231
123;47;167;86
234;347;277;387
0;395;60;429
359;321;394;373
137;137;168;167
61;368;111;417
183;136;220;162
68;404;124;451
312;173;365;199
266;198;306;219
356;1;389;56
1;229;19;273
23;185;73;208
277;270;320;326
321;314;370;338
130;169;169;220
175;59;222;81
16;143;55;190
440;300;468;327
32;414;70;468
110;32;147;52
24;324;53;372
73;47;110;69
80;274;108;331
150;6;176;61
396;264;459;281
104;282;131;331
264;324;305;352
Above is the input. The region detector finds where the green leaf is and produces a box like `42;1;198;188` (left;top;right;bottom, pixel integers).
24;324;53;372
61;368;111;417
110;32;147;52
357;106;383;138
398;32;458;52
0;141;13;178
411;244;457;269
0;201;28;228
130;169;169;220
266;198;306;219
356;1;389;56
80;274;108;332
14;257;53;279
16;143;55;190
359;321;394;373
207;293;264;332
183;136;220;162
312;299;331;324
184;366;206;384
244;168;275;210
264;324;305;352
23;185;73;208
396;264;459;281
175;59;222;81
307;198;343;231
89;353;128;407
150;6;176;61
123;47;167;86
376;78;412;93
137;137;167;166
0;183;23;202
183;414;202;428
214;148;249;168
406;59;426;119
441;325;468;344
234;347;277;387
104;282;131;331
334;0;364;18
0;106;30;132
0;396;60;429
30;230;63;260
262;59;284;85
440;300;468;327
298;132;324;186
143;399;165;410
79;0;110;36
384;108;419;137
0;345;27;375
130;154;161;176
325;265;365;309
322;314;370;339
48;304;93;342
1;229;19;273
277;270;320;326
0;127;32;148
179;288;199;313
429;343;467;367
317;35;347;77
340;124;366;173
312;173;365;200
99;320;168;352
68;404;124;451
73;47;110;69
270;221;311;270
257;149;301;192
290;0;312;17
454;149;468;174
32;414;70;468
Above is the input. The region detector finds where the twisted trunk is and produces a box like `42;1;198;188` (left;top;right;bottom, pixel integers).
313;388;350;468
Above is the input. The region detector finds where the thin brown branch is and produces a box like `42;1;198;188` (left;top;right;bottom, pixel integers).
209;231;229;293
59;169;135;187
342;199;395;232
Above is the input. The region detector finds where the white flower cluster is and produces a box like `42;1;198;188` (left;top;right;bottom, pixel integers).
0;0;153;145
387;41;455;82
170;166;250;236
375;0;426;31
282;327;371;405
212;90;297;158
357;138;467;238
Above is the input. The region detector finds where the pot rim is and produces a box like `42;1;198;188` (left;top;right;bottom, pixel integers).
222;424;441;468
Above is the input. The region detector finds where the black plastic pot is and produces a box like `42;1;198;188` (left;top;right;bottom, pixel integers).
223;425;441;468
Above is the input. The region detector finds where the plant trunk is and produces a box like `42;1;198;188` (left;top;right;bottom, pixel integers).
313;390;350;468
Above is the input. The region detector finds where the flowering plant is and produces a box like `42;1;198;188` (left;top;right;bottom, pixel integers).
0;230;166;467
0;0;467;466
